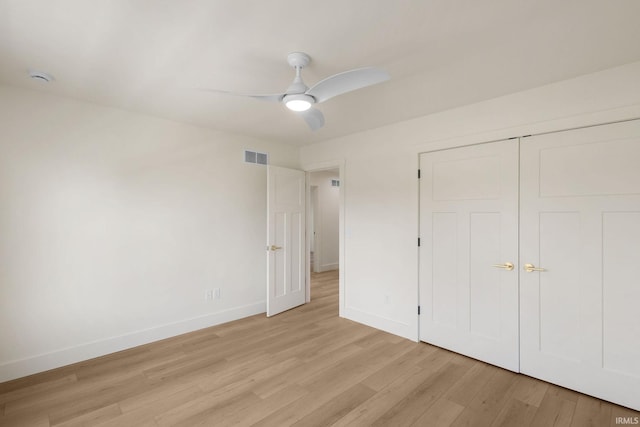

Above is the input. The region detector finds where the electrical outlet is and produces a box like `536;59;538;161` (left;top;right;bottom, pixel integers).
205;290;214;301
213;288;221;300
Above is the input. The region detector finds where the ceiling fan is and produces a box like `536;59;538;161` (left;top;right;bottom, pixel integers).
206;52;390;130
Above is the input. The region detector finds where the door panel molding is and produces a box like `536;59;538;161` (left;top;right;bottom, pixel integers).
520;119;640;411
267;166;306;316
419;139;520;372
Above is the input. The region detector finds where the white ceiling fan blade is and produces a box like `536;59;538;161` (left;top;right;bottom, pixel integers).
306;67;390;103
198;89;284;102
297;108;325;131
248;94;285;102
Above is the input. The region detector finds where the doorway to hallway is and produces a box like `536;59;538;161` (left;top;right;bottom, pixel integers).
308;168;340;302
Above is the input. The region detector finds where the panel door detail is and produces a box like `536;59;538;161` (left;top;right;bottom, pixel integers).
419;140;519;371
520;120;640;411
267;166;306;316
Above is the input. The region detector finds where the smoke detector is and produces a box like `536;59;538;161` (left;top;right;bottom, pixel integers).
29;70;54;82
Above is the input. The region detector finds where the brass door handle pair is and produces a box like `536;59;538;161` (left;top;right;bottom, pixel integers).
492;262;546;272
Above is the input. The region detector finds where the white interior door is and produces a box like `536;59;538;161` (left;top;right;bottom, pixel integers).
520;120;640;411
267;166;306;316
419;140;519;371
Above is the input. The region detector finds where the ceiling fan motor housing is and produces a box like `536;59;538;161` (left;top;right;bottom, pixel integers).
284;52;314;110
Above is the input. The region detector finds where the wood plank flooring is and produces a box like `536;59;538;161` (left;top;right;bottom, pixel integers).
1;270;638;426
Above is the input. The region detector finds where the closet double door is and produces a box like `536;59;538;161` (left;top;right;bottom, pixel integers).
419;120;640;410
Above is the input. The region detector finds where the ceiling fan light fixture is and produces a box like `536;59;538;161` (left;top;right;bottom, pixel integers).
283;94;314;112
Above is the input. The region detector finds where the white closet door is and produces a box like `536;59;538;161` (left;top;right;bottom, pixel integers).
419;140;519;371
520;120;640;411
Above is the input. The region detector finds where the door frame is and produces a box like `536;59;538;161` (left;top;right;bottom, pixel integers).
303;160;345;316
309;185;319;273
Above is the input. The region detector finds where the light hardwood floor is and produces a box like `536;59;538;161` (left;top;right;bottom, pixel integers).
1;270;638;426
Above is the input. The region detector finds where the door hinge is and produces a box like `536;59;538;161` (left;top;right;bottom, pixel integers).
418;237;421;247
418;169;421;179
418;305;421;315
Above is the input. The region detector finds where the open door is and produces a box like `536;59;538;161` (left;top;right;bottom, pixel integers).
267;165;306;316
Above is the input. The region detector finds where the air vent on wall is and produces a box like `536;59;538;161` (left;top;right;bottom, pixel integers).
331;179;340;187
244;150;268;165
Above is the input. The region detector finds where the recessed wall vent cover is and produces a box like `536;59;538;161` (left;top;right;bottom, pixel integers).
244;150;268;165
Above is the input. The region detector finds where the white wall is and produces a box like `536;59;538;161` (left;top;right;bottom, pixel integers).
0;85;299;381
300;60;640;341
310;170;339;272
3;60;640;381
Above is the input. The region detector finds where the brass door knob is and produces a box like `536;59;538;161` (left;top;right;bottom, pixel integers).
492;262;514;271
524;263;545;272
268;245;282;251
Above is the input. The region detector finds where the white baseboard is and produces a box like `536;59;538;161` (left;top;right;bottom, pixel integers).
0;301;266;383
343;306;417;342
318;263;338;272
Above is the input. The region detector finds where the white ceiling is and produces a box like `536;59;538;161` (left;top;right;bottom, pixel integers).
2;1;640;146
